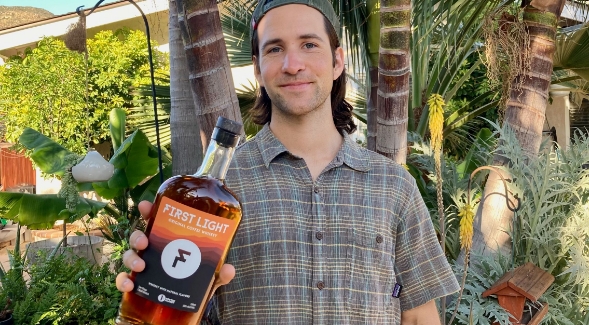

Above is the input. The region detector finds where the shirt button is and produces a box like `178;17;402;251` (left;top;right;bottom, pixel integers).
317;281;325;290
313;187;319;193
376;235;383;244
315;232;323;240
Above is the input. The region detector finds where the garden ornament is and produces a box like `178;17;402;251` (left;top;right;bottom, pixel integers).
71;151;114;183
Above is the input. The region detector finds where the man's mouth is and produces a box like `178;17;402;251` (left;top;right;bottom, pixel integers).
279;82;312;90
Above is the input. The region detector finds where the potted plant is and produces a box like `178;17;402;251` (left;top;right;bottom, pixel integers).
0;297;13;325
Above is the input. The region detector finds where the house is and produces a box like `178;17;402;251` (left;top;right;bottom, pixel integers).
545;0;589;150
0;0;170;63
0;0;170;194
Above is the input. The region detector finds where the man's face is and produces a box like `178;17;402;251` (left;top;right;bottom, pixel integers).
253;4;344;119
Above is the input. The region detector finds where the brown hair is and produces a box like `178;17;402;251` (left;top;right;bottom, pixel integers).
250;16;356;135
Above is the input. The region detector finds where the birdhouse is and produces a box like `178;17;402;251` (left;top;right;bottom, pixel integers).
482;262;554;325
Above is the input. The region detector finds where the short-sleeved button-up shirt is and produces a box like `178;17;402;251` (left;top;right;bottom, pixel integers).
215;125;459;324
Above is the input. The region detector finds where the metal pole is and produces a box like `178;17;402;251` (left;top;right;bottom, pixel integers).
77;0;164;184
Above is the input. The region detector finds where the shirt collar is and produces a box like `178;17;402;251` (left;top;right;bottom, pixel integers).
255;124;370;172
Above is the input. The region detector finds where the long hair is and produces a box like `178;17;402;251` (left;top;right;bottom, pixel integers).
250;16;357;135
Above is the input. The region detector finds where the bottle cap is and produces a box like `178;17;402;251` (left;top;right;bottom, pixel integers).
212;116;242;147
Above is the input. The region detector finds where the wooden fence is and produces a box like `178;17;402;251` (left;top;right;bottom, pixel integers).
0;147;36;192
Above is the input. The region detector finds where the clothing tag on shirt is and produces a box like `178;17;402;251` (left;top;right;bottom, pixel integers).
392;283;403;298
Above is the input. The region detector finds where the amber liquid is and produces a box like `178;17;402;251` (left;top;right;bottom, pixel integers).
116;175;241;325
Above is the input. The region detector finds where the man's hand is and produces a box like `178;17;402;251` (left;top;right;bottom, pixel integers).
401;300;442;325
115;200;236;293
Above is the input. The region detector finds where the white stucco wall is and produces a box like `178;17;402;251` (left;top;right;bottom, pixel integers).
0;0;169;58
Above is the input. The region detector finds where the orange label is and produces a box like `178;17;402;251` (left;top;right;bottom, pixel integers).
151;196;237;246
133;196;239;312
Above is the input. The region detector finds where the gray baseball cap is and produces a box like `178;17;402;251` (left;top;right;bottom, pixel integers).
250;0;341;39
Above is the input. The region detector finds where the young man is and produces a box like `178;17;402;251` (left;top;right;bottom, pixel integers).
117;0;460;324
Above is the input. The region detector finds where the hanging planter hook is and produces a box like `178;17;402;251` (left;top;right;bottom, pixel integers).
75;0;164;184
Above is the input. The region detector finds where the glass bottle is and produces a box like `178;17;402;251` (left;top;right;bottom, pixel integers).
116;117;242;325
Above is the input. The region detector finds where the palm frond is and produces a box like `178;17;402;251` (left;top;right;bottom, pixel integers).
220;0;256;67
554;22;589;81
412;0;514;135
235;80;263;138
128;79;171;147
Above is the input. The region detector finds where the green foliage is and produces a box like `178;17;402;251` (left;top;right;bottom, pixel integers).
19;128;74;176
408;128;494;260
128;75;171;147
446;254;512;325
434;123;589;324
493;125;589;324
87;29;168;148
0;38;86;152
109;108;127;152
0;192;107;229
92;129;160;200
1;248;122;325
0;29;168;154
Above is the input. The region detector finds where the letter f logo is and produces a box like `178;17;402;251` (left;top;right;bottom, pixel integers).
172;249;192;267
162;239;201;279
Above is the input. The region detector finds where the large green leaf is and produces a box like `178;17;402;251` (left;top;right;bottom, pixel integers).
18;128;74;176
130;164;172;204
554;23;589;81
0;192;24;219
0;192;107;229
109;108;127;152
456;127;495;179
92;130;160;199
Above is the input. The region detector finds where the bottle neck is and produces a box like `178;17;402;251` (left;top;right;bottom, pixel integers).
194;139;236;180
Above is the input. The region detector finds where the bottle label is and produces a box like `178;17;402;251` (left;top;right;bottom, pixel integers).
133;196;239;312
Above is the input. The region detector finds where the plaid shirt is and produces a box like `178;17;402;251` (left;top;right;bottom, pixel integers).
210;125;459;324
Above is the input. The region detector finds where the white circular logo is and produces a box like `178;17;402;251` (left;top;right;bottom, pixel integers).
158;294;166;302
161;239;202;279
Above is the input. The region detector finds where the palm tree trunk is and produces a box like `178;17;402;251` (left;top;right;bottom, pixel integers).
377;0;411;164
174;0;243;148
366;0;380;152
472;0;566;256
169;0;203;176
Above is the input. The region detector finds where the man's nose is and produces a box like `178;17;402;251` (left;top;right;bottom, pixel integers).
281;50;305;74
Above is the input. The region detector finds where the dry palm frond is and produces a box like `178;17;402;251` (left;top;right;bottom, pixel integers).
481;7;531;118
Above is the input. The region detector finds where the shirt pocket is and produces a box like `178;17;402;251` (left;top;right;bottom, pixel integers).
345;229;397;322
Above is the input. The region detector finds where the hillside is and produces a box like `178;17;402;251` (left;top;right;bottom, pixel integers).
0;6;55;30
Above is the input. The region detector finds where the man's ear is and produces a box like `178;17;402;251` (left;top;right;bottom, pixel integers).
333;47;345;80
253;56;264;87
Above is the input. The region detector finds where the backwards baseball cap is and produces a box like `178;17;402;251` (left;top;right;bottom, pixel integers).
250;0;341;39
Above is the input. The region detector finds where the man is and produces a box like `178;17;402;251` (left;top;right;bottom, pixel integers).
116;0;460;324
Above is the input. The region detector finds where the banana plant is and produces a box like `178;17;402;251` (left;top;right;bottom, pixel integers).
0;108;170;233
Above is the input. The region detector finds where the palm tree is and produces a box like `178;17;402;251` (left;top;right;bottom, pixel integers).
375;0;411;164
173;0;243;147
472;0;569;257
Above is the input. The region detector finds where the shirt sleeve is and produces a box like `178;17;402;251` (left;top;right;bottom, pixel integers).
394;179;460;311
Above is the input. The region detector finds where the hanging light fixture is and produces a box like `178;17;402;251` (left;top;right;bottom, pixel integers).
71;150;115;183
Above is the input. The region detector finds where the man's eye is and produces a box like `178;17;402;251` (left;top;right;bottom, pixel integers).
304;43;317;49
268;47;281;53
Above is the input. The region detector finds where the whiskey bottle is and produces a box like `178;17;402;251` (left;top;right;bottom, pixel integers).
116;116;243;325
